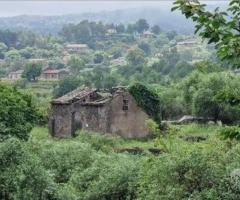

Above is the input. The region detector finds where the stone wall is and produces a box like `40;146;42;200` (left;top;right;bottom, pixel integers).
109;91;151;138
50;90;152;138
49;104;72;138
74;103;110;133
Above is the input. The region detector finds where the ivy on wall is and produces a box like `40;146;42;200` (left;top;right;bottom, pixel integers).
129;82;161;126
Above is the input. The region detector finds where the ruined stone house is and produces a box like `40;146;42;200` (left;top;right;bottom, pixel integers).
49;87;151;138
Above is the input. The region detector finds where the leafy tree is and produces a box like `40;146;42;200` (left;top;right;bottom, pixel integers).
94;52;104;64
182;71;240;123
0;30;18;47
126;47;145;66
137;148;232;200
166;30;177;40
138;42;151;55
195;60;223;73
154;34;170;48
0;42;7;59
53;75;80;97
60;20;106;44
159;86;186;120
164;47;180;67
85;66;117;89
68;55;85;74
172;0;240;68
0;42;8;52
193;88;220;121
68;154;138;200
22;62;42;82
170;60;194;78
151;59;167;73
136;19;149;33
19;47;34;59
181;71;203;107
0;84;38;141
5;49;21;60
111;47;122;59
116;24;125;33
151;25;161;34
102;75;118;89
126;24;136;34
179;49;193;61
0;138;55;199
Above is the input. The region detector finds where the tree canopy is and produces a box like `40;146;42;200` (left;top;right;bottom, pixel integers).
0;84;38;141
172;0;240;68
22;62;42;82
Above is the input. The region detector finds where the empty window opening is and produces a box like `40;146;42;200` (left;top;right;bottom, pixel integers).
122;98;129;110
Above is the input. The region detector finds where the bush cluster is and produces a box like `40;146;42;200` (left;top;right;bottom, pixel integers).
1;128;240;200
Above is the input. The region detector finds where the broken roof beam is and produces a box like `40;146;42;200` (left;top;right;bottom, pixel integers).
51;87;97;104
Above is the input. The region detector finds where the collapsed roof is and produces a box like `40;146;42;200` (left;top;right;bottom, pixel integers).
51;86;119;106
52;87;97;104
52;87;128;106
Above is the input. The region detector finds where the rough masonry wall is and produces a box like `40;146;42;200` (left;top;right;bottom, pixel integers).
74;103;110;133
49;104;72;138
50;91;152;138
109;92;151;138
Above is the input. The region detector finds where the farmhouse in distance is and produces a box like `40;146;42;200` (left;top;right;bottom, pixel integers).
49;87;151;138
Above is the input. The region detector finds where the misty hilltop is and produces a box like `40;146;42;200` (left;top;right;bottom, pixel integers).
0;7;195;35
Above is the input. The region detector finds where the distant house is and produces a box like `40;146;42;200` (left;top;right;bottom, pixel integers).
42;69;69;80
154;53;163;58
141;31;155;39
107;28;117;34
110;57;127;66
8;70;23;80
28;58;47;64
177;39;199;48
65;44;89;53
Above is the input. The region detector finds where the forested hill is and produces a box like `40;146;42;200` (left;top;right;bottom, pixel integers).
0;7;195;35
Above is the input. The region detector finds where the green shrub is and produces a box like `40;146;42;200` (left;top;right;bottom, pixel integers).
67;154;139;200
0;138;55;200
220;126;240;141
182;72;240;124
0;83;39;141
137;147;234;200
76;130;122;152
35;141;95;183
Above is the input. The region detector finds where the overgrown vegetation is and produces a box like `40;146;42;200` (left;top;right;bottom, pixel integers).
0;0;239;199
129;82;162;125
0;83;39;141
1;125;240;200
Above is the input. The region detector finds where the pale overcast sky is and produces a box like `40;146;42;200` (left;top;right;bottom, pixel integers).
0;1;228;17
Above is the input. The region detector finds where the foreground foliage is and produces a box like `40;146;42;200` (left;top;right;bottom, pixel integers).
1;125;240;200
173;0;240;68
0;83;39;141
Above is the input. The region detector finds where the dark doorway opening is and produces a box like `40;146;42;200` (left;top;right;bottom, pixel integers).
51;118;55;136
71;112;76;136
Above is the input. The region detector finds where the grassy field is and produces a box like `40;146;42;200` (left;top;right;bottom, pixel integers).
30;123;225;155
